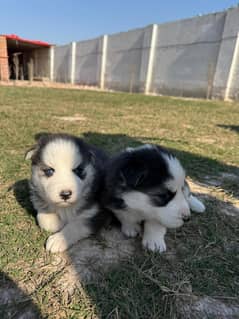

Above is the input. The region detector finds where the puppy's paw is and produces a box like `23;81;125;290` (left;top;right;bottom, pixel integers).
142;237;167;253
37;213;64;233
121;223;141;238
188;195;205;213
45;232;69;253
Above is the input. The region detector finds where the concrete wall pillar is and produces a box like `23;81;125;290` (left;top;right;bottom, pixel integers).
212;8;239;100
70;42;76;84
100;35;108;89
145;24;158;94
50;46;55;81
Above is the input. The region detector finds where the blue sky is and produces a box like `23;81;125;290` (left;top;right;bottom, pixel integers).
1;0;238;45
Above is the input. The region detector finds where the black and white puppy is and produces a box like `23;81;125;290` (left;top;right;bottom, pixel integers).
102;144;205;253
25;133;108;253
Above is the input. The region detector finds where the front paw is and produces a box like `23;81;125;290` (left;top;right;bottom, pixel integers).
45;232;69;253
142;237;167;253
121;223;141;238
37;213;64;233
188;195;205;213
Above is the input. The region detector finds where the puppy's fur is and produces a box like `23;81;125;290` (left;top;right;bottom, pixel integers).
26;133;108;253
102;144;205;252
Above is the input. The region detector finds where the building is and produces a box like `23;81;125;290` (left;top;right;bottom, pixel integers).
0;34;51;81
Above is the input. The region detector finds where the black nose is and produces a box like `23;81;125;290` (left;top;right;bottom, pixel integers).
182;216;190;222
60;190;72;201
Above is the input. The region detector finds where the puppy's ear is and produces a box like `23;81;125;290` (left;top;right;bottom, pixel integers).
26;132;53;160
121;161;148;188
89;150;96;165
25;145;37;160
34;132;52;142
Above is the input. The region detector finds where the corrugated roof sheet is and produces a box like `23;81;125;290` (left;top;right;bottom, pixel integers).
2;34;51;47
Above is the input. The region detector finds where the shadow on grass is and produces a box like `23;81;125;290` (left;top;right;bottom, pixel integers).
13;179;36;218
57;194;239;318
0;272;43;319
12;131;239;318
217;124;239;134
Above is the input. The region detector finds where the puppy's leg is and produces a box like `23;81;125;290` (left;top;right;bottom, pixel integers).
183;181;205;213
115;211;141;238
37;212;64;233
142;221;167;253
45;205;101;253
45;216;92;253
121;222;141;238
188;195;205;213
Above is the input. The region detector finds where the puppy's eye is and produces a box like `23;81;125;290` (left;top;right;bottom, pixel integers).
43;167;54;177
151;190;176;207
73;165;86;179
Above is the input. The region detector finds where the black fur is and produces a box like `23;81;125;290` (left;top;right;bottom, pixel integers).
102;145;176;210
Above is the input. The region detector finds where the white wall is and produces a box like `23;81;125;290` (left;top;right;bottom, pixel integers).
212;7;239;100
74;37;102;86
151;12;226;97
53;44;72;82
52;7;239;100
105;26;152;92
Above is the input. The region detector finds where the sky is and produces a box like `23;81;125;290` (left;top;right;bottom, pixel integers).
0;0;238;45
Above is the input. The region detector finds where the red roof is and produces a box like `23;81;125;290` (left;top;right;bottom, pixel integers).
2;34;51;47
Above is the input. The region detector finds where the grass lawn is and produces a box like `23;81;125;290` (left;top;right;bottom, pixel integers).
0;85;238;318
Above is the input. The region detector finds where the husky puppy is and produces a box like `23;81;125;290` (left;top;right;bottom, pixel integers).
25;133;108;253
102;144;205;253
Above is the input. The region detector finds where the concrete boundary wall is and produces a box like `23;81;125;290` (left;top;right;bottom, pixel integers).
104;26;152;92
212;8;239;100
53;44;72;83
151;12;226;98
52;7;239;100
74;37;102;86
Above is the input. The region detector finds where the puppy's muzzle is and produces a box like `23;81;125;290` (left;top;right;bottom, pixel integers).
60;190;72;201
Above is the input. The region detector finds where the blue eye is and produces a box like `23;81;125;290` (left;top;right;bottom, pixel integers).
73;165;86;179
43;167;54;177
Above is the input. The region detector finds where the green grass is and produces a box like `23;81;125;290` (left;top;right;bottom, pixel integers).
0;86;238;318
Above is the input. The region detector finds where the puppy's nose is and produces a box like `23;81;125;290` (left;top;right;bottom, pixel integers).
182;215;190;222
60;190;72;201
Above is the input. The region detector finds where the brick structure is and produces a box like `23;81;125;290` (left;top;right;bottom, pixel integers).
0;36;9;81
